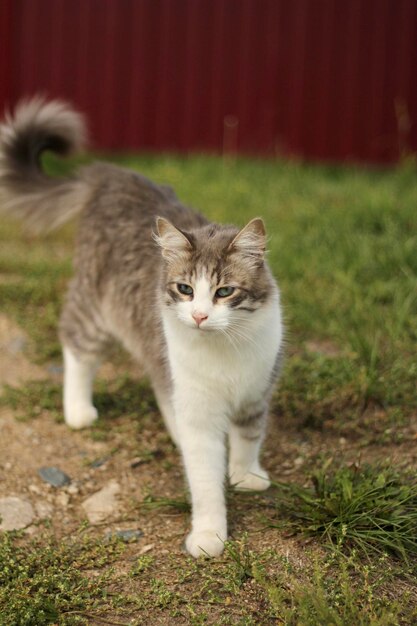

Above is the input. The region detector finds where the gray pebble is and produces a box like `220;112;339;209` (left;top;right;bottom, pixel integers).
90;457;109;468
46;363;63;375
38;466;71;487
105;529;143;542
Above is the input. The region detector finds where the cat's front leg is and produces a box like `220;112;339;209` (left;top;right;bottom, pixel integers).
175;393;227;558
228;411;271;491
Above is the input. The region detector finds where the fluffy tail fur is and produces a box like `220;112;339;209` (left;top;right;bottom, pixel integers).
0;97;90;233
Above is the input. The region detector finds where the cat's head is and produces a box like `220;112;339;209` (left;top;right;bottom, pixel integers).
155;217;273;332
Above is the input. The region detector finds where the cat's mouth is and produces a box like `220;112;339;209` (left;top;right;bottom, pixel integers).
193;324;212;332
188;321;217;333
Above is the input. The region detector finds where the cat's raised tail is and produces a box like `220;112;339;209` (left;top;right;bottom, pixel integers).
0;97;90;233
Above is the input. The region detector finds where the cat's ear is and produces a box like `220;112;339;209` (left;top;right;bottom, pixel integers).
154;217;193;261
228;218;266;261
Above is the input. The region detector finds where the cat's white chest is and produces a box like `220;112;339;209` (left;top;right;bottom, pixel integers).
162;298;283;419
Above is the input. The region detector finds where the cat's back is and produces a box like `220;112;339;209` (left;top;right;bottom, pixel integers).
73;162;208;278
80;161;207;235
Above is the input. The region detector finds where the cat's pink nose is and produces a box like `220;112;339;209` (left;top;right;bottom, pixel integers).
192;312;208;326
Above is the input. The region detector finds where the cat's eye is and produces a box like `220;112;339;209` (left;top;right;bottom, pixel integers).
177;283;193;296
215;286;235;298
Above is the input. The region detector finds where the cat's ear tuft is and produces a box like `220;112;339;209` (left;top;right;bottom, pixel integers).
228;218;266;261
154;217;193;261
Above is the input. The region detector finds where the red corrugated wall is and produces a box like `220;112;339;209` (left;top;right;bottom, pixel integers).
1;0;416;163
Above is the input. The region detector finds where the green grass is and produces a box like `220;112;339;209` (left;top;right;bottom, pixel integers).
218;538;416;625
0;220;73;361
1;153;417;624
257;555;412;626
1;530;416;626
2;152;416;425
270;461;417;563
0;531;125;626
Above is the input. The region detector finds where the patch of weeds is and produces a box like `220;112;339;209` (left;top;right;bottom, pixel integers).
0;532;125;626
149;578;178;609
186;542;416;625
270;460;417;562
275;353;361;430
255;552;412;626
140;491;191;513
129;554;154;577
0;380;62;421
276;351;416;438
223;536;254;588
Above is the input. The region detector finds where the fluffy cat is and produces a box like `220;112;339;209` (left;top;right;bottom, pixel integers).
0;98;284;557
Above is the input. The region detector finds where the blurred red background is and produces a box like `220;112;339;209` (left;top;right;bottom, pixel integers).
1;0;416;164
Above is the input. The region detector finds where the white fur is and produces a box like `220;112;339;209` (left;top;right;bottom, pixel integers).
162;276;282;557
63;346;99;429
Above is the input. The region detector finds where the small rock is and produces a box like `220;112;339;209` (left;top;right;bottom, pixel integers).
90;457;109;469
0;497;35;531
38;467;71;487
130;457;147;469
81;480;121;524
35;501;54;518
66;484;79;496
55;492;70;508
139;543;155;554
105;529;143;542
28;484;42;495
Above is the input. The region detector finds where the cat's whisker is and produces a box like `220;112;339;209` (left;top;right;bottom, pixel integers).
227;335;263;360
218;327;242;355
224;325;265;358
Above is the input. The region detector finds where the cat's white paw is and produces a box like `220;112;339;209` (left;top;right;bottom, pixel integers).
229;467;271;491
185;530;226;558
65;404;98;430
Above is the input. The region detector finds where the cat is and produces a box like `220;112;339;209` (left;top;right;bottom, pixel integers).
0;98;284;557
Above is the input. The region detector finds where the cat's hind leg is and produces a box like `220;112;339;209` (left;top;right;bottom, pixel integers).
62;346;100;429
228;410;271;491
59;288;109;429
